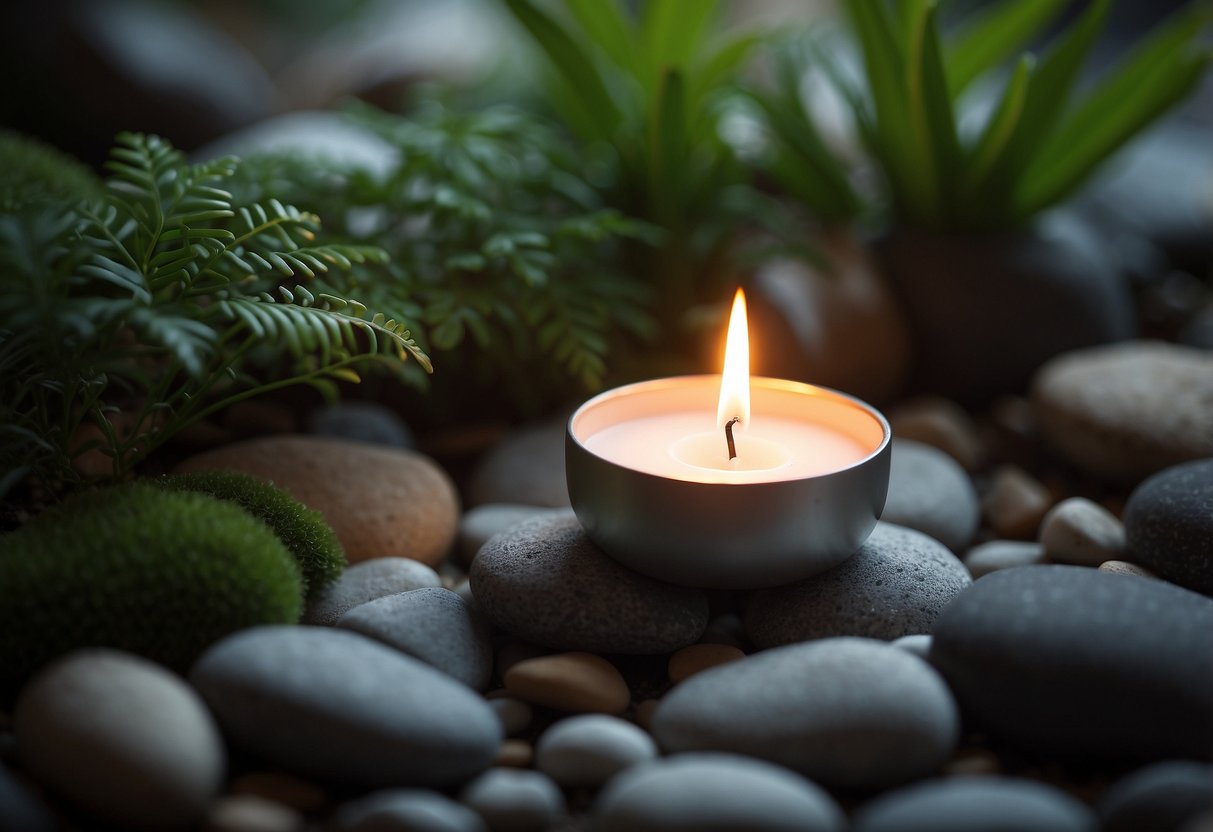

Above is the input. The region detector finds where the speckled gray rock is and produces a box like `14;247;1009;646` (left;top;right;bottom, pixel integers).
333;789;487;832
652;638;959;790
191;627;501;787
593;753;845;832
304;558;441;626
535;715;657;788
458;505;569;567
15;650;224;830
307;402;415;449
459;769;564;832
930;566;1213;761
1032;342;1213;483
963;540;1046;579
1040;498;1126;567
1097;761;1213;832
467;420;569;508
881;440;980;551
745;523;970;647
1125;459;1213;595
0;762;54;832
852;777;1096;832
337;588;493;691
470;514;709;654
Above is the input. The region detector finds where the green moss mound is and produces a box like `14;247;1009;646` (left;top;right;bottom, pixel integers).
0;483;303;696
0;130;102;211
155;471;345;600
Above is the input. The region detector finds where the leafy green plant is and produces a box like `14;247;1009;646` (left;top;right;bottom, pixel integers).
0;131;429;498
0;482;302;697
501;0;767;320
753;0;1211;231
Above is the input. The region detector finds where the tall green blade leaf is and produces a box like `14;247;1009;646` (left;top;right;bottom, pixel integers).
566;0;642;79
961;54;1033;199
905;0;962;224
648;67;688;225
642;0;718;73
946;0;1068;95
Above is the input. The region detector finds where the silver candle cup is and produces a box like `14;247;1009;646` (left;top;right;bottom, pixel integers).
566;375;891;589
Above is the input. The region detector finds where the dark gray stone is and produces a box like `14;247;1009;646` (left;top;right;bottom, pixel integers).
652;638;959;790
0;762;55;832
467;419;570;508
469;514;709;654
458;769;564;832
1125;459;1213;596
337;588;494;691
534;715;657;788
191;627;501;787
304;558;441;626
333;788;487;832
1097;760;1213;832
929;565;1213;761
593;753;845;832
307;402;415;449
882;441;980;552
745;523;970;647
852;777;1096;832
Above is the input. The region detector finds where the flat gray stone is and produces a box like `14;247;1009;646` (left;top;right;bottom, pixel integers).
337;588;493;691
882;440;980;551
470;514;709;654
333;789;487;832
652;638;959;790
304;558;441;626
745;523;970;647
535;715;657;788
852;777;1096;832
15;650;224;830
963;540;1046;579
467;420;570;508
459;769;564;832
1097;760;1213;832
930;565;1213;761
1125;459;1213;595
191;627;500;787
593;753;845;832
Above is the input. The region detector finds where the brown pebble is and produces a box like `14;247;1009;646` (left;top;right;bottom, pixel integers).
668;644;745;684
633;700;661;732
496;640;549;677
496;739;534;768
943;748;1002;777
1098;560;1159;579
983;465;1053;539
204;795;303;832
889;397;983;471
505;653;630;714
229;771;327;813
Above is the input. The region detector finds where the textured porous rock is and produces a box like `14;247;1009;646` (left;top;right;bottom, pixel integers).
458;504;569;567
930;565;1213;761
191;627;501;787
852;777;1096;832
1124;459;1213;595
177;435;459;565
15;650;224;830
304;558;440;626
652;638;959;790
1032;342;1213;483
470;514;708;654
593;753;846;832
881;440;980;551
745;523;970;647
467;419;569;508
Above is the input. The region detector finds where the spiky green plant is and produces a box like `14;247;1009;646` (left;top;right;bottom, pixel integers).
752;0;1212;231
0;132;429;499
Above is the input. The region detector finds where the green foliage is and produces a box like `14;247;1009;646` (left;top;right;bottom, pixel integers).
228;99;658;409
500;0;767;318
0;131;429;498
0;130;102;212
155;471;345;601
0;482;302;696
755;0;1212;231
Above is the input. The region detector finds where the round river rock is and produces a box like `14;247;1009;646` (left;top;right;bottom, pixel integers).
881;440;980;552
304;557;441;626
1124;458;1213;595
470;513;708;654
852;777;1096;832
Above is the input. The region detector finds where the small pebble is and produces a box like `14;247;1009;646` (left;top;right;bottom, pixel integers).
496;740;533;768
942;748;1002;777
889;397;983;471
963;540;1046;579
633;700;660;732
204;795;303;832
891;634;932;659
535;715;658;788
1099;560;1158;579
307;402;414;449
460;768;565;832
229;771;328;813
982;465;1052;539
505;653;630;714
698;613;747;648
668;644;745;684
332;789;487;832
488;698;533;737
303;558;441;626
1040;497;1127;566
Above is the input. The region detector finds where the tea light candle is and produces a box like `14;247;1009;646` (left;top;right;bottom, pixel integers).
566;289;891;589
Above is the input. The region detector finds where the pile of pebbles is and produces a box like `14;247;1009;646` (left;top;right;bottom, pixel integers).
1;340;1211;831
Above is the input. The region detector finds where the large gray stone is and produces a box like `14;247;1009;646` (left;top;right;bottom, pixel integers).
652;638;959;790
930;565;1213;761
881;440;980;551
745;522;970;647
852;777;1096;832
593;753;845;832
470;514;708;654
191;627;501;787
1125;459;1213;595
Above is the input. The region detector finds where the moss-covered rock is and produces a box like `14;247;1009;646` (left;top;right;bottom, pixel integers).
0;483;302;697
0;130;101;211
156;471;345;600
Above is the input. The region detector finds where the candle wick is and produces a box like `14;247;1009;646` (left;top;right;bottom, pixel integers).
725;417;740;460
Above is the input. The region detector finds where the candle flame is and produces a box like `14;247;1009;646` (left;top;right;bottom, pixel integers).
717;288;750;429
